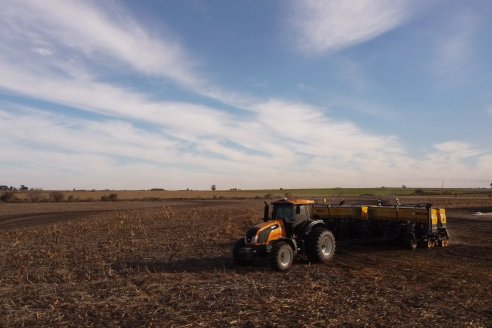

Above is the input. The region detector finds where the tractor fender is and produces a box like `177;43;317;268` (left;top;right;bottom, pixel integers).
303;220;326;236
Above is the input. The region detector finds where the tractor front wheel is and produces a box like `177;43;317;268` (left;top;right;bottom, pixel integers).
271;241;294;271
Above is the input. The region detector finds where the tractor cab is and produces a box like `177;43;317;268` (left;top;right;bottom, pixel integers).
267;199;314;232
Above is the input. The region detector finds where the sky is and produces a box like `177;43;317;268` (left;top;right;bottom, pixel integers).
0;0;491;190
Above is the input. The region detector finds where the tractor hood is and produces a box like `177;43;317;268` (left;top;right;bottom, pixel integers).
245;220;284;245
255;220;282;231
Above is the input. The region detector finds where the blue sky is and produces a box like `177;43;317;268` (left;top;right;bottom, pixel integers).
0;0;491;190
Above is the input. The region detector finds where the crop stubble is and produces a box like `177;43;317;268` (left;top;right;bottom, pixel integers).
0;200;491;327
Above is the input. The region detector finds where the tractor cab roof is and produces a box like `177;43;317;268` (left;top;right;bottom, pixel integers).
271;198;315;205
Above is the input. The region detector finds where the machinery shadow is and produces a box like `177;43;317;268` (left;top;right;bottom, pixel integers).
114;240;458;275
113;256;274;274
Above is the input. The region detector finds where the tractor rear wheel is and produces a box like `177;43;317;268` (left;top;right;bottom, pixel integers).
271;241;294;271
306;228;336;263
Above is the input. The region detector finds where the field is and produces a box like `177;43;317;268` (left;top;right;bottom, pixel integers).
0;197;491;327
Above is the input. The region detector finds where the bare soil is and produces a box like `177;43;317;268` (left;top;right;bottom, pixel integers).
0;200;244;230
0;200;490;327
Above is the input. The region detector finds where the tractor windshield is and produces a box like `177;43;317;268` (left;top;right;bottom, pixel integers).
272;204;293;220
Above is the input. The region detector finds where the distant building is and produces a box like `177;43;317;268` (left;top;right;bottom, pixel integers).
0;185;9;190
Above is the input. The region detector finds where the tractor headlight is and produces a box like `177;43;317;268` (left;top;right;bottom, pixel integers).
245;227;259;244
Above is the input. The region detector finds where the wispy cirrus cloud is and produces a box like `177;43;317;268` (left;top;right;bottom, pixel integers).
0;0;254;108
433;141;484;159
1;0;198;85
288;0;420;55
0;61;231;140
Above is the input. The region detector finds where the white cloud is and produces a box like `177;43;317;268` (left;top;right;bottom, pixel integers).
0;0;253;109
1;0;198;85
252;99;401;158
289;0;418;55
0;106;269;188
433;141;483;158
0;61;231;140
33;47;52;57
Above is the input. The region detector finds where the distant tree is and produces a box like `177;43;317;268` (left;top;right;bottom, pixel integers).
402;185;407;189
211;185;216;191
20;184;28;190
108;193;118;201
101;193;118;202
490;182;492;189
49;191;65;202
0;191;16;202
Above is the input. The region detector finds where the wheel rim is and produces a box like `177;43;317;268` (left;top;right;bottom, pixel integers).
279;249;291;267
320;236;333;256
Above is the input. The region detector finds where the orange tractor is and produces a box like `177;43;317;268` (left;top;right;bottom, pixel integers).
233;199;336;271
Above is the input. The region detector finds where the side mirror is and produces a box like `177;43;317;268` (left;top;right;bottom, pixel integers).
263;202;269;222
